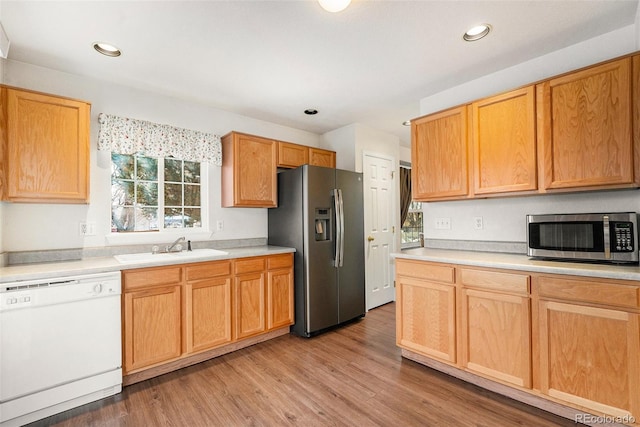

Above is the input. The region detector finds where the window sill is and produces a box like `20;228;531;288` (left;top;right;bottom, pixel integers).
105;230;214;246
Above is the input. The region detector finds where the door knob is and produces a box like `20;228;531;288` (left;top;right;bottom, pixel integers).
367;236;375;242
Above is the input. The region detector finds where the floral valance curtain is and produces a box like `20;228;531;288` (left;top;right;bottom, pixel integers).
97;113;222;166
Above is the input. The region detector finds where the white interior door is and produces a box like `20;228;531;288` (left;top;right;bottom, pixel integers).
363;152;396;310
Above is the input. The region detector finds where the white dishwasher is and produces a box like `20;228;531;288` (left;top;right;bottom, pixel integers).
0;272;122;427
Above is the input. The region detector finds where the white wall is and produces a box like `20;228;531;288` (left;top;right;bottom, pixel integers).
321;124;357;171
3;60;321;252
419;24;639;245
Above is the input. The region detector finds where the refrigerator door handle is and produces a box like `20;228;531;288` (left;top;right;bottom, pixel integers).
338;188;345;267
333;189;342;267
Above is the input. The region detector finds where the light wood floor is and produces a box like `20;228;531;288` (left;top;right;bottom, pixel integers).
30;302;576;426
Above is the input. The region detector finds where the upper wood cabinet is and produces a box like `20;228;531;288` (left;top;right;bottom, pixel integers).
277;141;336;169
308;147;336;168
537;57;635;191
277;141;308;168
1;86;90;203
221;131;277;207
411;105;469;201
411;53;640;201
472;86;537;195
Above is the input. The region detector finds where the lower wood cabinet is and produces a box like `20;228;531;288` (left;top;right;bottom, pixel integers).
123;284;182;372
536;275;640;419
396;258;640;424
396;260;456;363
459;268;531;388
122;253;294;378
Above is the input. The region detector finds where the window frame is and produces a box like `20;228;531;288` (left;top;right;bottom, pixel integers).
401;201;423;249
107;153;210;245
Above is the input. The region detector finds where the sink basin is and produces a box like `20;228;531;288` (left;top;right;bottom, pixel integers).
114;248;228;264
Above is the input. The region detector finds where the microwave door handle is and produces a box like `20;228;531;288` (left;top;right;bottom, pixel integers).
603;215;611;259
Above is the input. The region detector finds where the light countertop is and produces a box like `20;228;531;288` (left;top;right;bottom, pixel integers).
0;246;295;283
393;248;640;282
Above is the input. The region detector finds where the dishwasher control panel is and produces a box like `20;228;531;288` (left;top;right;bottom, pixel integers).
0;272;121;311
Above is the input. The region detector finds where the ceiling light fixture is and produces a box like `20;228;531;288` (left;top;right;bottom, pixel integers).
318;0;351;13
93;42;121;57
463;24;492;42
304;109;318;115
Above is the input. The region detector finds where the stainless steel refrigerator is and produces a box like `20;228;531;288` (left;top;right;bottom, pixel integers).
268;165;365;337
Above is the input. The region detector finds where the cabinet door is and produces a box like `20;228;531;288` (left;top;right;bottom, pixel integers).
309;148;336;168
411;106;469;200
234;272;266;339
123;285;182;373
277;141;308;168
221;132;277;207
537;58;634;190
185;277;232;354
396;276;456;363
6;88;90;203
461;288;531;387
472;86;537;194
538;300;640;419
267;268;294;330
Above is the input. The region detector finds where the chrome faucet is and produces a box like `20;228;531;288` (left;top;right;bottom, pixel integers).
165;236;186;253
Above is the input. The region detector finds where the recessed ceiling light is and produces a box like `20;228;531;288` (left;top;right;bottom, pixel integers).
304;109;318;115
402;120;411;126
463;24;491;42
318;0;351;13
93;42;121;57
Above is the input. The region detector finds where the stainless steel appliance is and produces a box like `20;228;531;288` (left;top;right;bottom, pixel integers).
0;272;122;427
527;212;639;264
268;165;365;337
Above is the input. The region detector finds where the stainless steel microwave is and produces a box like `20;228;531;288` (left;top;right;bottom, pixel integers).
526;213;639;264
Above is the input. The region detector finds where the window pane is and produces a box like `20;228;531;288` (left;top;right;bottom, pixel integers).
184;208;201;228
136;156;158;181
402;212;423;244
165;183;183;206
164;158;182;182
184;184;200;206
136;207;159;231
164;207;184;228
184;161;200;183
136;182;158;206
111;180;134;206
111;153;134;179
112;206;136;232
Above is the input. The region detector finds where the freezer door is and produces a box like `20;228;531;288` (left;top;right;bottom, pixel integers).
304;165;339;334
335;169;366;323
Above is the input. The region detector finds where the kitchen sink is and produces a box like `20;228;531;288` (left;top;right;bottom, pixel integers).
114;248;229;264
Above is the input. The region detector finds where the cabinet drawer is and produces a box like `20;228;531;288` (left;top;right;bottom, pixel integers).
235;257;266;274
268;254;293;270
460;268;530;295
123;266;182;291
396;260;454;284
537;275;640;309
186;261;231;281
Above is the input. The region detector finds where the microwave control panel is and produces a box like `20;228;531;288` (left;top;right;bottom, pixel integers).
613;222;634;252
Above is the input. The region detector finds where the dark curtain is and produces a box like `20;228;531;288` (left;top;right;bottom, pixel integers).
400;167;412;225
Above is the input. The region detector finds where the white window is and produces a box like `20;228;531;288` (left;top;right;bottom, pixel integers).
111;153;207;233
401;201;423;248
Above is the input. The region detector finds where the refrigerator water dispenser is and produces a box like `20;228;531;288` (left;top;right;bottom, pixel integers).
315;209;331;241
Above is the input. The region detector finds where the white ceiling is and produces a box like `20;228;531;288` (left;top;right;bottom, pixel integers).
1;1;638;146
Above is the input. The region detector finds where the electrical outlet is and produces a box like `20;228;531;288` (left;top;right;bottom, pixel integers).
473;216;484;230
216;220;224;232
79;221;96;236
435;217;451;230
